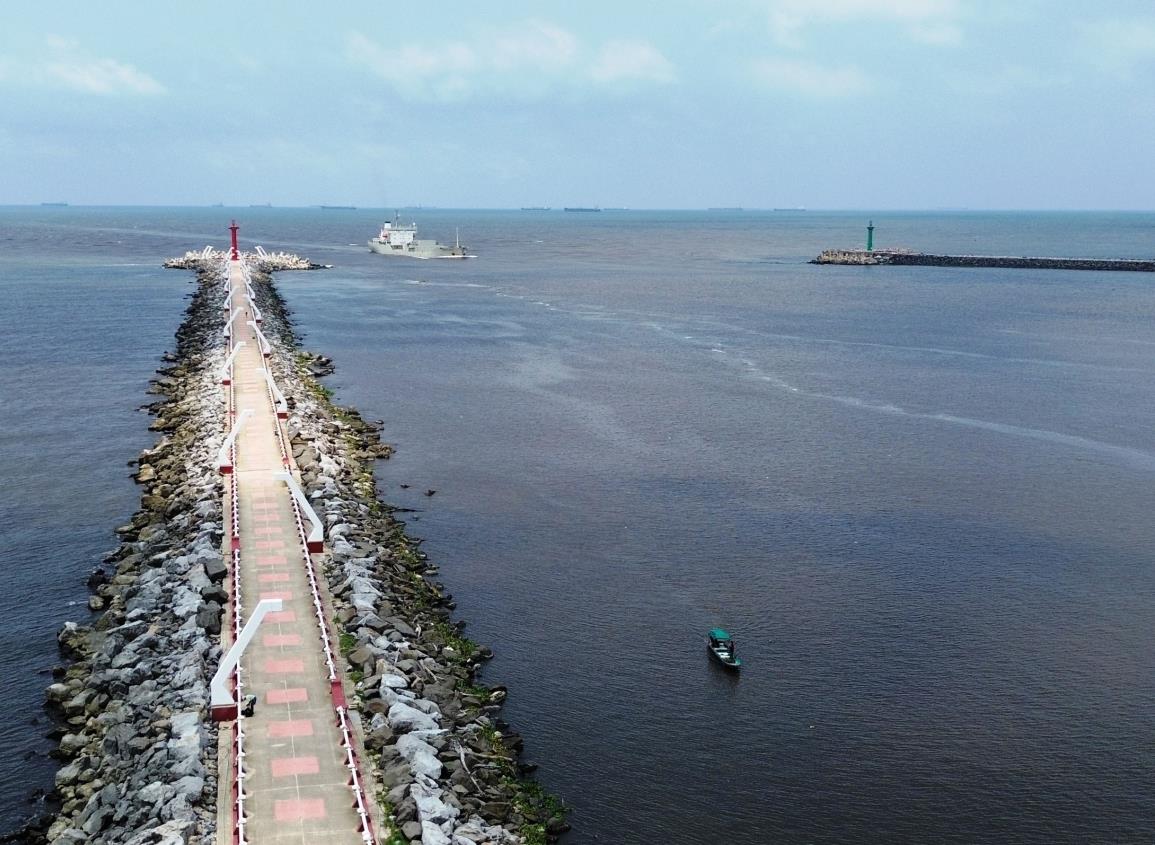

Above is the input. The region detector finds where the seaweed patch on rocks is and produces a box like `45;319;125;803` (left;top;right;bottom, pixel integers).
39;264;231;844
247;268;570;844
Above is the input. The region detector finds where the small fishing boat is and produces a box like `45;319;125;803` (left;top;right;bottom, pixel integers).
707;628;741;670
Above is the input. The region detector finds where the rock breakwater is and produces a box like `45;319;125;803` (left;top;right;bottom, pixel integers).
163;250;326;272
40;267;232;844
812;248;1155;271
33;251;565;845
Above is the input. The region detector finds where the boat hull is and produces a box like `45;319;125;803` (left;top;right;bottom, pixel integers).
367;238;472;259
708;645;742;670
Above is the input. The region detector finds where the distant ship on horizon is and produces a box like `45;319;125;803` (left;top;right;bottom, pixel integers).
319;205;357;210
520;206;552;211
564;207;601;212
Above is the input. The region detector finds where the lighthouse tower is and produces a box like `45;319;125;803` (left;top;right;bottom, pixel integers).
866;220;875;252
229;220;240;261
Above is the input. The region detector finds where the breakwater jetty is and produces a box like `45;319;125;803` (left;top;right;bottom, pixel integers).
812;248;1155;272
38;232;564;845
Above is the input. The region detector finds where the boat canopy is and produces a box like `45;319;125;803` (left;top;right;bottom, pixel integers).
709;628;732;641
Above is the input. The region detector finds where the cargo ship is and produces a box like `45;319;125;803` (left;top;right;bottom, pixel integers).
368;217;473;259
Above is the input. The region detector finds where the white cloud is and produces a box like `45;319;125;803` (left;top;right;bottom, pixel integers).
1080;17;1155;76
590;40;676;84
38;37;164;95
348;33;476;86
767;0;962;47
490;20;578;71
751;57;872;97
0;37;164;95
45;57;164;95
348;22;576;99
348;22;675;100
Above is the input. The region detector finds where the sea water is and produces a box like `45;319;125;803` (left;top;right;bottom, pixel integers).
1;207;1153;843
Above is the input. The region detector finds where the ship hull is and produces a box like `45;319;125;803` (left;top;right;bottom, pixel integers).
368;238;472;259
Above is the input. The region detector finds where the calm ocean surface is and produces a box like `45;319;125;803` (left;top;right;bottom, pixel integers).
1;207;1153;842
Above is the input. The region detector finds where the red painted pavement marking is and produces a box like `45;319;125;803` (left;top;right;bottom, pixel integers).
266;610;297;624
255;554;288;567
274;798;326;821
260;591;293;602
266;687;308;705
263;633;302;647
266;719;314;738
259;572;291;583
254;540;286;550
264;658;306;674
271;756;320;777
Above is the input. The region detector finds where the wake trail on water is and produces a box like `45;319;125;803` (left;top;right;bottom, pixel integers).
385;277;1155;472
714;346;1155;473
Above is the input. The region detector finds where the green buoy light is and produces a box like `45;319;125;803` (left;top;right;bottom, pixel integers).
867;220;875;252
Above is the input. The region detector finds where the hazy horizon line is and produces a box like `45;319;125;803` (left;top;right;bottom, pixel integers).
5;204;1155;214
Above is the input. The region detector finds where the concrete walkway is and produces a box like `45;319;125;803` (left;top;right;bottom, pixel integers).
217;259;373;845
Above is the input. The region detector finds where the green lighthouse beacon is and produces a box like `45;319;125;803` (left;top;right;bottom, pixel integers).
866;220;875;252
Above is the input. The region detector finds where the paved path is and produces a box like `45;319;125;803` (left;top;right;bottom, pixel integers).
216;259;375;845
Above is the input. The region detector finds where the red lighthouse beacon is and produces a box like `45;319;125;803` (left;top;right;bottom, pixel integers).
228;219;240;260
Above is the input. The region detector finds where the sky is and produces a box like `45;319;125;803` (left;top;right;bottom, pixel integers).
2;1;1154;209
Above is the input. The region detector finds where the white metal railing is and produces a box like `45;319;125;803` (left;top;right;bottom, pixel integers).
223;309;242;340
273;471;323;552
216;410;253;473
211;598;284;712
337;706;377;844
226;355;248;845
217;342;246;385
246;321;272;357
282;482;338;683
256;367;287;419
